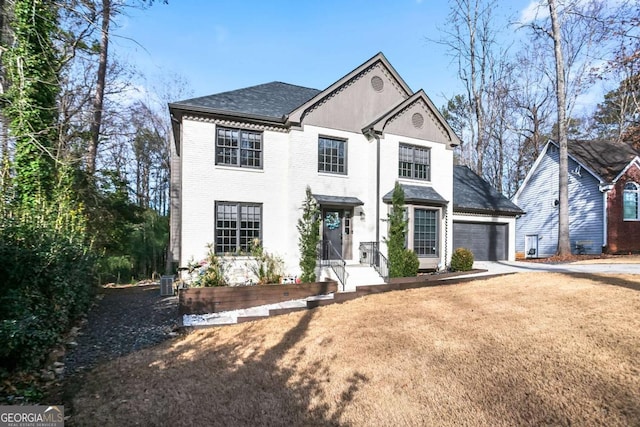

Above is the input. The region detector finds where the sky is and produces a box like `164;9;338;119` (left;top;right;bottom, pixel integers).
111;1;537;109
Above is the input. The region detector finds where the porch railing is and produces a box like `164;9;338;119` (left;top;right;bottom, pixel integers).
319;240;347;291
359;242;390;283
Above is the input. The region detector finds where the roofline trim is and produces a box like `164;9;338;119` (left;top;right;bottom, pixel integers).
361;89;461;147
286;52;413;126
453;206;524;216
611;155;640;184
169;103;287;125
512;140;605;203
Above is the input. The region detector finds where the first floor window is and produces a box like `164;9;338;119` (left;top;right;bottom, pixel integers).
216;126;262;168
623;182;639;220
414;208;438;256
318;136;346;174
215;202;262;253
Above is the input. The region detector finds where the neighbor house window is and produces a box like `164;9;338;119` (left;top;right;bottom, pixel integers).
414;208;438;256
399;144;431;181
623;182;640;220
215;202;262;253
216;126;262;168
318;136;346;174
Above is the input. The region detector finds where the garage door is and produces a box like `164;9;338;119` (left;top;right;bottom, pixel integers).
453;222;508;261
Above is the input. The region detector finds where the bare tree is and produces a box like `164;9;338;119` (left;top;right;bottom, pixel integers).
438;0;501;176
85;0;110;175
548;0;571;256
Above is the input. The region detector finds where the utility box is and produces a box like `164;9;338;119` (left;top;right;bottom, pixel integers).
160;275;175;296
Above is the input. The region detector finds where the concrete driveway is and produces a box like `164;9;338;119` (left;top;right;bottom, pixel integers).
472;260;640;276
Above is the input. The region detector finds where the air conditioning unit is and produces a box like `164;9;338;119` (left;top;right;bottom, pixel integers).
160;275;175;296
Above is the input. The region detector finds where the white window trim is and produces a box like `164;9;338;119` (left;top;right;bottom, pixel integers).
623;181;640;221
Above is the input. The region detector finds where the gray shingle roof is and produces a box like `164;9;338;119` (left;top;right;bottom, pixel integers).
453;165;524;215
313;194;364;206
383;184;448;206
171;82;321;120
564;139;639;183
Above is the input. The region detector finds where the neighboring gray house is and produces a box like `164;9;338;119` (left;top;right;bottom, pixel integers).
512;139;640;258
451;165;524;261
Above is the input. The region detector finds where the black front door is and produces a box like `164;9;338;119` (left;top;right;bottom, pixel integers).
322;210;343;260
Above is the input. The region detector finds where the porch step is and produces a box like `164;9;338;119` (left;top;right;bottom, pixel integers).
343;264;386;291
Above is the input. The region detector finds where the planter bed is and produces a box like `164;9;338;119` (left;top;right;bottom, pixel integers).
179;281;337;315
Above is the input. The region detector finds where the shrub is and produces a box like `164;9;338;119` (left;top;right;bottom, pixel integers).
0;199;95;371
397;248;420;277
250;242;284;285
450;248;474;271
191;245;228;287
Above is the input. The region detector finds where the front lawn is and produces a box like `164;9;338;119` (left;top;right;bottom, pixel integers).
67;273;640;426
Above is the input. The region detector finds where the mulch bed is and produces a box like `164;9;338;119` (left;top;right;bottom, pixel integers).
44;283;180;408
522;254;625;264
64;284;179;375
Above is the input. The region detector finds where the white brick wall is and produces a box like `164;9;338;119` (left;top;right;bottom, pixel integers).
180;119;455;275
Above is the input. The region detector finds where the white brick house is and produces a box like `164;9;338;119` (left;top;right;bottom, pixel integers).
168;53;492;286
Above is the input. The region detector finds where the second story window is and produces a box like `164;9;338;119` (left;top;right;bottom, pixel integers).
318;136;347;175
399;143;430;181
216;126;262;169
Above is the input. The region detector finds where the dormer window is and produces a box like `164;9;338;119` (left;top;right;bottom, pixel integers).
623;182;639;220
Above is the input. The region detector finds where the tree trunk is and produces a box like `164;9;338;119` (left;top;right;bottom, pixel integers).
549;0;571;256
87;0;110;175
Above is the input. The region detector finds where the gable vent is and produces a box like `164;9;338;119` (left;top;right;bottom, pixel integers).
371;76;384;92
412;112;424;128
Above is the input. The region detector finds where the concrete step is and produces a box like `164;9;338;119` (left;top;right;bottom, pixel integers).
344;265;386;291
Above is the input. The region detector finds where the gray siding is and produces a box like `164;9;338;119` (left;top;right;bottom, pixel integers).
514;145;603;257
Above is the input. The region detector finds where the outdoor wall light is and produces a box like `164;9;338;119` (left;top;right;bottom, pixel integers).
359;208;365;220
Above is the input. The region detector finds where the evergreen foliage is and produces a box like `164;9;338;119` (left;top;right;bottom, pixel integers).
450;247;474;271
0;196;95;371
297;186;320;283
3;0;60;204
386;182;419;278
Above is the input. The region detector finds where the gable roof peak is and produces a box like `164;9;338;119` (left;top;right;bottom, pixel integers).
287;52;414;126
553;138;640;183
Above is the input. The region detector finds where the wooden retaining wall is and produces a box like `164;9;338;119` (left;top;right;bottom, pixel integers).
179;281;337;315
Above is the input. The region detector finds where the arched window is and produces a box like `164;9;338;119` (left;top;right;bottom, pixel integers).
623;182;640;220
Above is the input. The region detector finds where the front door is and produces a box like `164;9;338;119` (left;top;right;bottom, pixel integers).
323;210;343;260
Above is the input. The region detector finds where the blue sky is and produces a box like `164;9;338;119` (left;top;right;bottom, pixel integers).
112;1;531;108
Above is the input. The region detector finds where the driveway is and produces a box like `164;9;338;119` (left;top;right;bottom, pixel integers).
473;260;640;276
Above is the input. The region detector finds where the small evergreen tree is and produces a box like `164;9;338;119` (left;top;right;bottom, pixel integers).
386;182;419;278
297;186;320;283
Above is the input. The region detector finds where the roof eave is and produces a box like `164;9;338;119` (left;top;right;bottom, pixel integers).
168;103;287;125
453;206;524;217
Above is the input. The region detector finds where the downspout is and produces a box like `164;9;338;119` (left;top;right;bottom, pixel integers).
375;133;381;246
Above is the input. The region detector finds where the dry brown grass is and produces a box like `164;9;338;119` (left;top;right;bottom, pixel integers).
67;273;640;426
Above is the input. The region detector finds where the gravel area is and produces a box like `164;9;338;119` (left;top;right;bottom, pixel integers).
64;283;179;375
